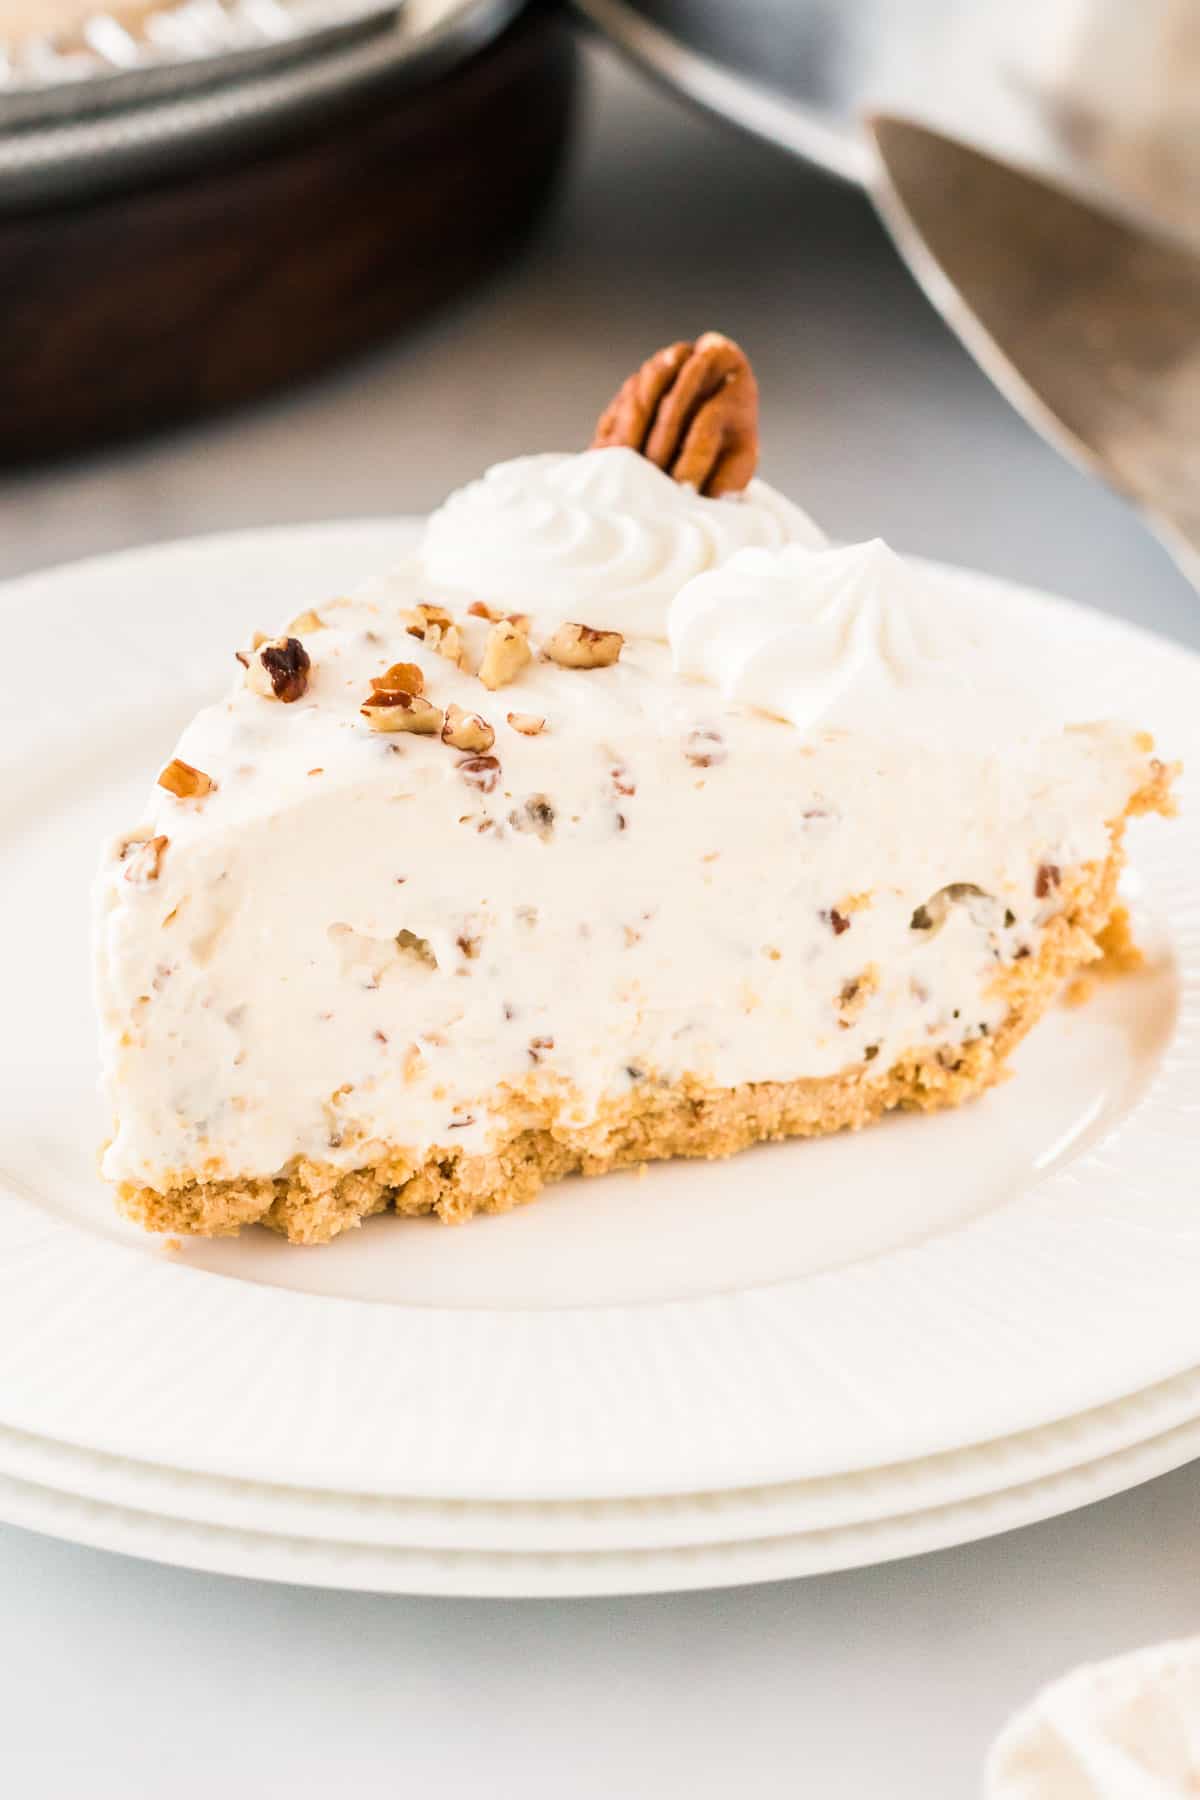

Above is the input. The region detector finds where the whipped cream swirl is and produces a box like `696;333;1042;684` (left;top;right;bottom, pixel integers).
419;448;824;640
669;538;1057;747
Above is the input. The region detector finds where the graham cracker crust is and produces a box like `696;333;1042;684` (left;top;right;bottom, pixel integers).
115;766;1176;1245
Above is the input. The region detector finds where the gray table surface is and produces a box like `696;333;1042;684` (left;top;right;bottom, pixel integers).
1;41;1197;1800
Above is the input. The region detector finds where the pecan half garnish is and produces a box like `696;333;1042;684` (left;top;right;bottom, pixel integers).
237;634;311;703
590;332;759;497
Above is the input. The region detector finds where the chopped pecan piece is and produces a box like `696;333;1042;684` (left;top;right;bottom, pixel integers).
544;622;623;669
402;603;454;641
442;703;495;753
685;727;725;767
458;754;501;793
426;621;464;667
507;711;546;736
469;602;532;632
1035;862;1061;899
370;661;425;696
287;608;325;635
590;332;759;496
237;634;311;703
122;834;168;882
478;620;532;691
360;690;443;734
158;758;215;800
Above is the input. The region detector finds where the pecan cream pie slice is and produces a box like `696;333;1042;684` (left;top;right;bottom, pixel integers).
94;335;1176;1243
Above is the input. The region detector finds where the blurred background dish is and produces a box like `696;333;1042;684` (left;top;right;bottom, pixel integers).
0;0;403;130
0;0;576;463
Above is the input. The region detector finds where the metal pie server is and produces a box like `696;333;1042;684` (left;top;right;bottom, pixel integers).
866;115;1200;587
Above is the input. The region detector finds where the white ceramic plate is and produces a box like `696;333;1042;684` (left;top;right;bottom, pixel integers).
0;524;1196;1506
4;1358;1200;1556
4;1405;1200;1596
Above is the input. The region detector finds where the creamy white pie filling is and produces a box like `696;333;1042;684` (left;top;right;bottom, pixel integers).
94;499;1151;1194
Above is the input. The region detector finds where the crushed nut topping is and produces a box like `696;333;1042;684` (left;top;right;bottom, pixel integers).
468;601;533;632
371;661;425;696
478;620;532;691
590;331;759;496
837;966;878;1027
910;883;988;934
425;620;464;667
458;754;501;793
122;833;168;882
685;727;725;767
442;703;495;753
237;634;311;703
1035;862;1061;898
827;908;850;936
361;690;443;734
509;795;555;840
395;928;437;968
544;622;624;669
287;608;326;635
528;1035;555;1064
507;711;546;736
158;758;216;800
402;603;454;640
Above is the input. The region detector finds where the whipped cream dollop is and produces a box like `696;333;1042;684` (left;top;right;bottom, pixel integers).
419;447;824;640
669;538;1057;748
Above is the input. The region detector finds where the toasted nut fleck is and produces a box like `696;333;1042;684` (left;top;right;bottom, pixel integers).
1035;862;1061;898
468;601;532;631
370;661;425;696
238;634;311;703
478;620;532;690
122;834;168;882
158;758;215;800
508;795;555;840
507;711;546;736
360;690;443;734
458;754;501;792
544;622;623;669
287;608;326;634
685;726;725;767
426;621;464;667
402;603;454;640
528;1035;555;1064
442;703;495;752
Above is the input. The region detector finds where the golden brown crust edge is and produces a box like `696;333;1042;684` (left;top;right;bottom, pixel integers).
115;764;1176;1246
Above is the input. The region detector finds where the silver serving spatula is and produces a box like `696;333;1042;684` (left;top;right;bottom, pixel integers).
866;114;1200;587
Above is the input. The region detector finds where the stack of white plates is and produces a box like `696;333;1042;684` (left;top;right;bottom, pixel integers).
1;522;1197;1597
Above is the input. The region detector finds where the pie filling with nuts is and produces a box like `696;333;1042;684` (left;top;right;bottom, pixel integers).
94;336;1177;1244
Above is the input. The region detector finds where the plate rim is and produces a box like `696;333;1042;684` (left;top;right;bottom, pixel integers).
4;1356;1200;1553
3;1404;1199;1597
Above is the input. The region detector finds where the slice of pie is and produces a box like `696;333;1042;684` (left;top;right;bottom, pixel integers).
94;335;1176;1243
